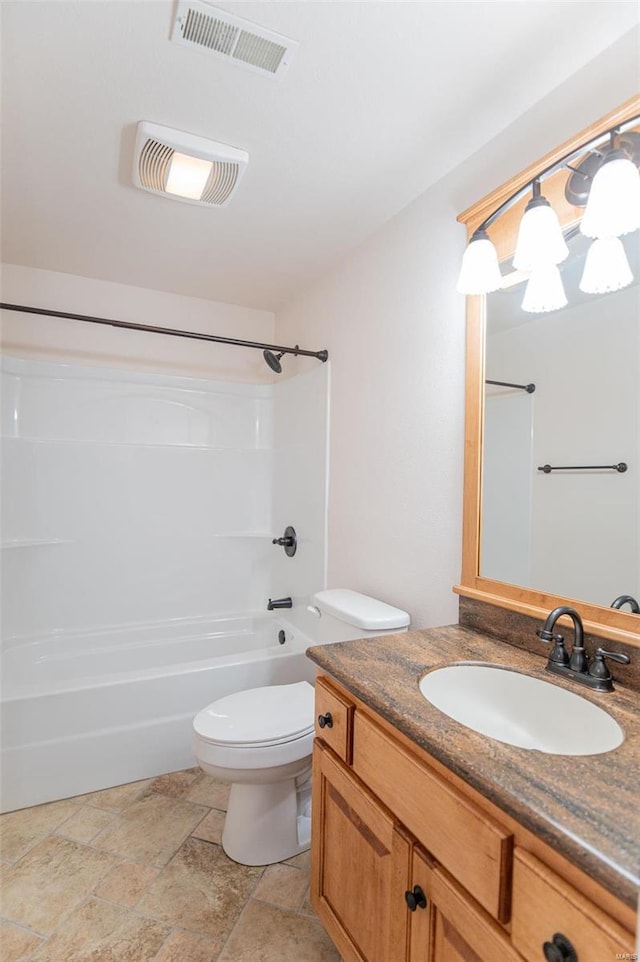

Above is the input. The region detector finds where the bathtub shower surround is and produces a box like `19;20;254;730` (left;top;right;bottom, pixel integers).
0;357;329;812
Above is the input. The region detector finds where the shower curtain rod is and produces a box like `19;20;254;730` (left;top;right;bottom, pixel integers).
485;379;536;393
0;302;329;363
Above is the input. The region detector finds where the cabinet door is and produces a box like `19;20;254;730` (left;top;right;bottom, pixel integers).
512;849;635;962
409;848;524;962
311;740;412;962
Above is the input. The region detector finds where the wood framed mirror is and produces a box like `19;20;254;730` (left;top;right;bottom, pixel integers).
454;95;640;647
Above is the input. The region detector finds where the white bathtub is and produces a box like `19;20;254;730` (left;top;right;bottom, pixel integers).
0;613;316;813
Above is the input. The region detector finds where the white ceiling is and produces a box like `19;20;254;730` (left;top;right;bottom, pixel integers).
1;1;637;311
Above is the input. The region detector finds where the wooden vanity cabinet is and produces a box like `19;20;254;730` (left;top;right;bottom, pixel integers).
311;740;411;962
409;848;524;962
311;676;636;962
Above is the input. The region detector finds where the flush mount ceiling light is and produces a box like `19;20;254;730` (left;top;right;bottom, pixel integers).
457;116;640;311
132;122;248;207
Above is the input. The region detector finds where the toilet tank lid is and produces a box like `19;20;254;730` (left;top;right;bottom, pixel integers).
313;589;410;630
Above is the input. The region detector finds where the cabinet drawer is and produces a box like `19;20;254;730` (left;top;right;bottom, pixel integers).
314;676;354;764
353;711;513;922
512;849;634;962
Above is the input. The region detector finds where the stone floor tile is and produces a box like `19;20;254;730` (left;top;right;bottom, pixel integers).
137;837;262;939
29;896;170;962
191;809;226;845
252;863;308;911
91;793;207;867
217;900;341;962
153;929;222;962
0;919;44;960
54;807;116;844
73;779;152;812
0;836;118;935
146;768;202;799
185;775;230;810
283;849;312;872
93;860;159;907
0;800;79;863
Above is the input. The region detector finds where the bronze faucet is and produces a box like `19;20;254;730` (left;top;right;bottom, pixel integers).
536;606;630;692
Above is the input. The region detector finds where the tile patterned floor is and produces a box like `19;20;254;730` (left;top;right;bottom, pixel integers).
0;769;342;962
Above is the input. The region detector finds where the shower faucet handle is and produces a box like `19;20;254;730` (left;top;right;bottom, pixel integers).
272;526;297;557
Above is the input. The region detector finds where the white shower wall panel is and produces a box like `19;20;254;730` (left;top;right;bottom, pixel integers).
270;364;329;630
1;358;275;642
1;359;273;448
2;440;272;543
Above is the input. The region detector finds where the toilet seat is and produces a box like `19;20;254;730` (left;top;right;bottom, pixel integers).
194;681;314;749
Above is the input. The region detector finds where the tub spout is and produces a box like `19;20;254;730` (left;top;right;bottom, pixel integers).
267;597;292;610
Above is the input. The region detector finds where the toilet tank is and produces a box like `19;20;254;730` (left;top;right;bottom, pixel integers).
311;589;410;644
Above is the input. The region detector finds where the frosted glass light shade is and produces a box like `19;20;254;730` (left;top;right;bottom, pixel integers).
165;152;213;200
580;153;640;239
456;230;502;295
579;237;633;294
521;264;567;314
513;200;569;271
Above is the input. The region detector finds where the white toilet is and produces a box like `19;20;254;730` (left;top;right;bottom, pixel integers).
193;589;410;865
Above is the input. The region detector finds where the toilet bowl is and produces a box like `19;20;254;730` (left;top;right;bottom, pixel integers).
193;681;315;866
193;589;410;866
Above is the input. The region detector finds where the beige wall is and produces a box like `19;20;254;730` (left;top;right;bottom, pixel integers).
1;264;275;382
275;29;639;629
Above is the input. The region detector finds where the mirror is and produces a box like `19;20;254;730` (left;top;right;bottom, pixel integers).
456;98;640;646
482;228;639;610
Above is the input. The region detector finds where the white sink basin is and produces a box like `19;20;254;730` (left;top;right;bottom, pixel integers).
418;664;624;755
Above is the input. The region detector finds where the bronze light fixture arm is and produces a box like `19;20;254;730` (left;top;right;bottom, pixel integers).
475;114;640;234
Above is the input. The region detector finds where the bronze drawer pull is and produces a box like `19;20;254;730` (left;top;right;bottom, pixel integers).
543;933;577;962
404;886;427;912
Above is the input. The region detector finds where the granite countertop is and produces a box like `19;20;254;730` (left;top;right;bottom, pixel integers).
306;624;640;909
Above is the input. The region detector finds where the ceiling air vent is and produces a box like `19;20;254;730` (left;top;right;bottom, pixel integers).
171;1;298;79
132;122;248;208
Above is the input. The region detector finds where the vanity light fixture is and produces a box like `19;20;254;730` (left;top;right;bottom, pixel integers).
513;180;569;272
521;264;568;314
456;115;640;310
579;237;634;294
456;229;503;295
580;132;640;239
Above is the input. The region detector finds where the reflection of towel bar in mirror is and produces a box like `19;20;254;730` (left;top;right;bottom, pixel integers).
485;379;536;393
538;462;628;473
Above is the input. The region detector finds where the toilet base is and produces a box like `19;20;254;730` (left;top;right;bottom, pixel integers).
221;768;312;866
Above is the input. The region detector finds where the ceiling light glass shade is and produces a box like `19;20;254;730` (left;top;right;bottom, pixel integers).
165;152;213;200
456;230;502;295
579;237;633;294
513;199;569;271
521;264;568;314
580;152;640;239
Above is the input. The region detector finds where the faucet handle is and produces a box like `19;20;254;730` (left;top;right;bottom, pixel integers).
536;629;569;666
597;648;631;665
588;648;631;682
